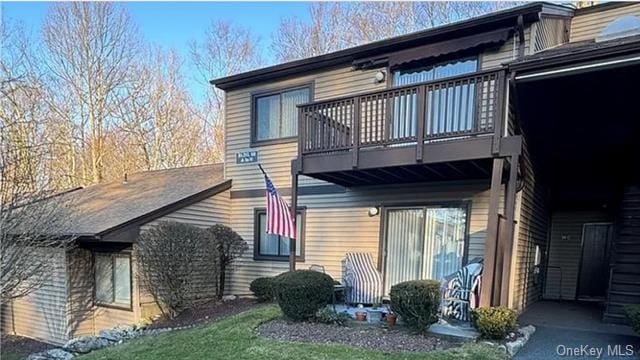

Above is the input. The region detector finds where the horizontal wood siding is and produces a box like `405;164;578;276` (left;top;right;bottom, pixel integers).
512;142;550;311
570;4;640;42
227;182;500;296
544;210;609;301
1;249;68;345
533;16;570;52
481;27;532;70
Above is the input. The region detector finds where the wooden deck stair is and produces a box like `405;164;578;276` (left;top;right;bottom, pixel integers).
604;185;640;323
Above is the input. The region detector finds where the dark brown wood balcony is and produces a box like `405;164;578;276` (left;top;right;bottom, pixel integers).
295;69;522;186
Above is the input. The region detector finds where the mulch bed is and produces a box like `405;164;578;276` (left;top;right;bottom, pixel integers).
258;320;462;352
1;334;54;358
148;298;261;329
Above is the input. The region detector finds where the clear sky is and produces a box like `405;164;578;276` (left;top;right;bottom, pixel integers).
1;1;311;100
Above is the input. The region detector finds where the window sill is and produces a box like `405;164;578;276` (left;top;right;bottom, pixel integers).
253;255;305;262
95;302;133;312
250;136;298;148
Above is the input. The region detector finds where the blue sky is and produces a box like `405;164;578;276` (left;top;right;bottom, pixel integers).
1;1;310;100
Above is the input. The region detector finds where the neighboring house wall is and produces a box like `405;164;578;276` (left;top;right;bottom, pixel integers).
570;3;640;42
66;189;231;339
1;249;68;345
544;210;609;301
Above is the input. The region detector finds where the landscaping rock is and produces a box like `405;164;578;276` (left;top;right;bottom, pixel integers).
27;348;74;360
63;336;111;354
222;295;237;302
504;325;536;356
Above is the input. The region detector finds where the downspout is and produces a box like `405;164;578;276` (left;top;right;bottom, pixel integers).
517;15;526;59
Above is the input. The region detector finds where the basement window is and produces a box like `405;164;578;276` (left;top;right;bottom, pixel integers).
95;253;132;310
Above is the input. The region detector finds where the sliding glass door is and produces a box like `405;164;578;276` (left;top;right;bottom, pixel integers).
383;206;468;296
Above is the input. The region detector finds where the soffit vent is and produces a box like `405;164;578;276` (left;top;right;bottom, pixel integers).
597;15;640;42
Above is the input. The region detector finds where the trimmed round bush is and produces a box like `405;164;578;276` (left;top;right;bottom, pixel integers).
471;306;517;339
389;280;440;332
273;270;334;321
624;304;640;334
250;277;275;302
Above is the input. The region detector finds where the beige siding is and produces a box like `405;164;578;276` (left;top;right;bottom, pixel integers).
545;210;609;301
570;4;640;42
1;249;68;345
227;182;498;296
533;16;570;53
511;142;550;311
140;189;231;230
481;26;533;70
67;247;140;339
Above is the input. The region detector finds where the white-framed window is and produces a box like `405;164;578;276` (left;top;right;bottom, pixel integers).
95;252;132;309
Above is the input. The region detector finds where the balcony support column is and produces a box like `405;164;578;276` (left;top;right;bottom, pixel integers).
481;157;504;307
499;154;519;306
289;164;299;272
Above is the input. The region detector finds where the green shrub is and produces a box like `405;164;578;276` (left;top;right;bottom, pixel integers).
273;270;334;321
389;280;441;332
624;304;640;334
316;306;351;326
471;307;518;339
250;277;275;302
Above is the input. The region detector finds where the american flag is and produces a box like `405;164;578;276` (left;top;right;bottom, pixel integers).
262;169;296;239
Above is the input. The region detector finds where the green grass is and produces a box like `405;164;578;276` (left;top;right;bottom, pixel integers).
0;351;26;360
78;306;506;360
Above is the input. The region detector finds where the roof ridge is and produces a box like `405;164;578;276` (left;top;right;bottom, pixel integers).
128;163;222;176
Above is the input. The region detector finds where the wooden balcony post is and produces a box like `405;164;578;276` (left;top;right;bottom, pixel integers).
352;97;361;168
289;166;299;272
492;70;507;155
416;86;426;162
298;106;305;157
499;153;519;306
481;157;504;307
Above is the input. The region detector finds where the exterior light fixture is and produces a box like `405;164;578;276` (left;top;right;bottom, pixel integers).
374;70;386;83
368;206;380;217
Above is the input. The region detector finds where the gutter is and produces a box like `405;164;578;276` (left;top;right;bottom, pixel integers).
514;54;640;82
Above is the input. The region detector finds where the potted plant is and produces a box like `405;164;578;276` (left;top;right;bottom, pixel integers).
386;311;398;328
367;303;384;323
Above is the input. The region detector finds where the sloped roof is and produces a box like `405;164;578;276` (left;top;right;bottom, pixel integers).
53;164;229;237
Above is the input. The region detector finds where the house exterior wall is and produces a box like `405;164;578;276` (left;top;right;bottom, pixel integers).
570;3;640;42
65;189;231;339
1;248;69;345
222;30;526;295
544;210;609;301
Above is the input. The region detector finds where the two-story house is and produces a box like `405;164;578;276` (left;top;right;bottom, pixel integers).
212;1;640;323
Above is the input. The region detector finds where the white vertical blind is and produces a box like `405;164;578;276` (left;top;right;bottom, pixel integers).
256;87;310;141
384;209;424;295
114;256;131;305
281;88;309;138
95;254;113;303
256;94;280;140
384;207;467;295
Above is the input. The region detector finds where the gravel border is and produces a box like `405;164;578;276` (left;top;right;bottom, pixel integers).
258;320;461;352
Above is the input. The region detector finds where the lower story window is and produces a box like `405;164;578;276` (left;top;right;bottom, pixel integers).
95;253;132;309
254;208;305;261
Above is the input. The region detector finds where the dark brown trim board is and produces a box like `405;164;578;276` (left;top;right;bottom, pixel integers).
231;184;345;199
252;207;306;262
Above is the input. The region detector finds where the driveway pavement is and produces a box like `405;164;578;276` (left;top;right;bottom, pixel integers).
515;325;640;359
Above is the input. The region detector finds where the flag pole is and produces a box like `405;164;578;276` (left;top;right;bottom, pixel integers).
289;168;298;272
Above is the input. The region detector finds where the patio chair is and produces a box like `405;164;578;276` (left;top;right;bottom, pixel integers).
342;252;383;305
441;258;483;322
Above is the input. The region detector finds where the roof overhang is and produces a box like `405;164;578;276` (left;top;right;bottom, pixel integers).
510;37;640;82
211;2;570;90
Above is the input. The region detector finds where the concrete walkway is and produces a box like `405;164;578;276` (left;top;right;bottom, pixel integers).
515;301;639;359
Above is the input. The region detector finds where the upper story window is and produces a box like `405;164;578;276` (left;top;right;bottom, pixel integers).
252;85;311;144
393;58;478;86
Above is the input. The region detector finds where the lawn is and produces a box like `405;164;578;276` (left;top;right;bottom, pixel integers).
78;305;507;360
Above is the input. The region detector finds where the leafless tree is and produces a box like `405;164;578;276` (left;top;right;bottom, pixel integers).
1;23;75;301
272;2;524;62
190;20;262;163
42;2;140;184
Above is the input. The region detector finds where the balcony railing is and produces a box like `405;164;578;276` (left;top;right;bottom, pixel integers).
298;69;505;157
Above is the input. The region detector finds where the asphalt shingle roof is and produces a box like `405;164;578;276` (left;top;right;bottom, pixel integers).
52;164;227;236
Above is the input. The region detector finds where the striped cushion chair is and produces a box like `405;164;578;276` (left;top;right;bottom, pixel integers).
441;259;483;322
342;252;383;305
